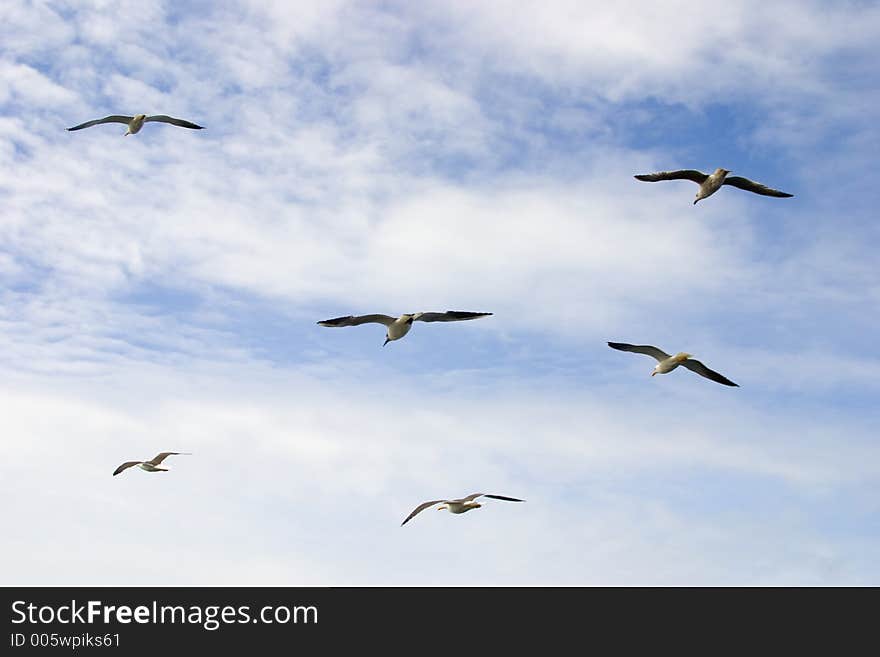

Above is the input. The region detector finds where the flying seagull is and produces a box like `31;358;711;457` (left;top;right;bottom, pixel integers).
113;452;191;476
318;311;493;345
634;168;793;204
67;114;204;136
401;493;524;526
607;342;739;387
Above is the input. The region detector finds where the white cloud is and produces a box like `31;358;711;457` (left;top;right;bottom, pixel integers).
414;1;880;103
1;0;878;585
2;355;878;585
0;61;77;108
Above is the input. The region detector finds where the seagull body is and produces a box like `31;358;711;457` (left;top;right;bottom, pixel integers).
317;311;492;345
401;493;524;526
634;168;793;204
67;114;204;136
607;342;739;387
113;452;191;476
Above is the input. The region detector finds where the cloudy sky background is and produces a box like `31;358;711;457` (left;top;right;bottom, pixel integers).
1;0;878;585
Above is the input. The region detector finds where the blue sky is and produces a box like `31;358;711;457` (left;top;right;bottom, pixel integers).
1;0;879;584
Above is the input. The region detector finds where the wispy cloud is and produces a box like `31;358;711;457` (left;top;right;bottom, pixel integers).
1;0;878;584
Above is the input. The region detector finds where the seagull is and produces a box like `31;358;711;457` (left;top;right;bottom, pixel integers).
401;493;524;526
318;311;493;345
67;114;204;136
607;342;739;386
634;168;793;204
112;452;191;476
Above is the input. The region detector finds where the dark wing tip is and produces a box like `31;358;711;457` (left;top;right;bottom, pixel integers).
484;494;525;502
607;341;629;350
713;372;740;387
441;311;493;320
689;360;739;387
634;174;651;181
317;315;350;326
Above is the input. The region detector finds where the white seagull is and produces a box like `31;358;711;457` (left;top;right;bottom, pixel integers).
67;114;204;136
113;452;191;476
318;311;493;345
608;342;739;387
634;168;793;204
401;493;524;526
